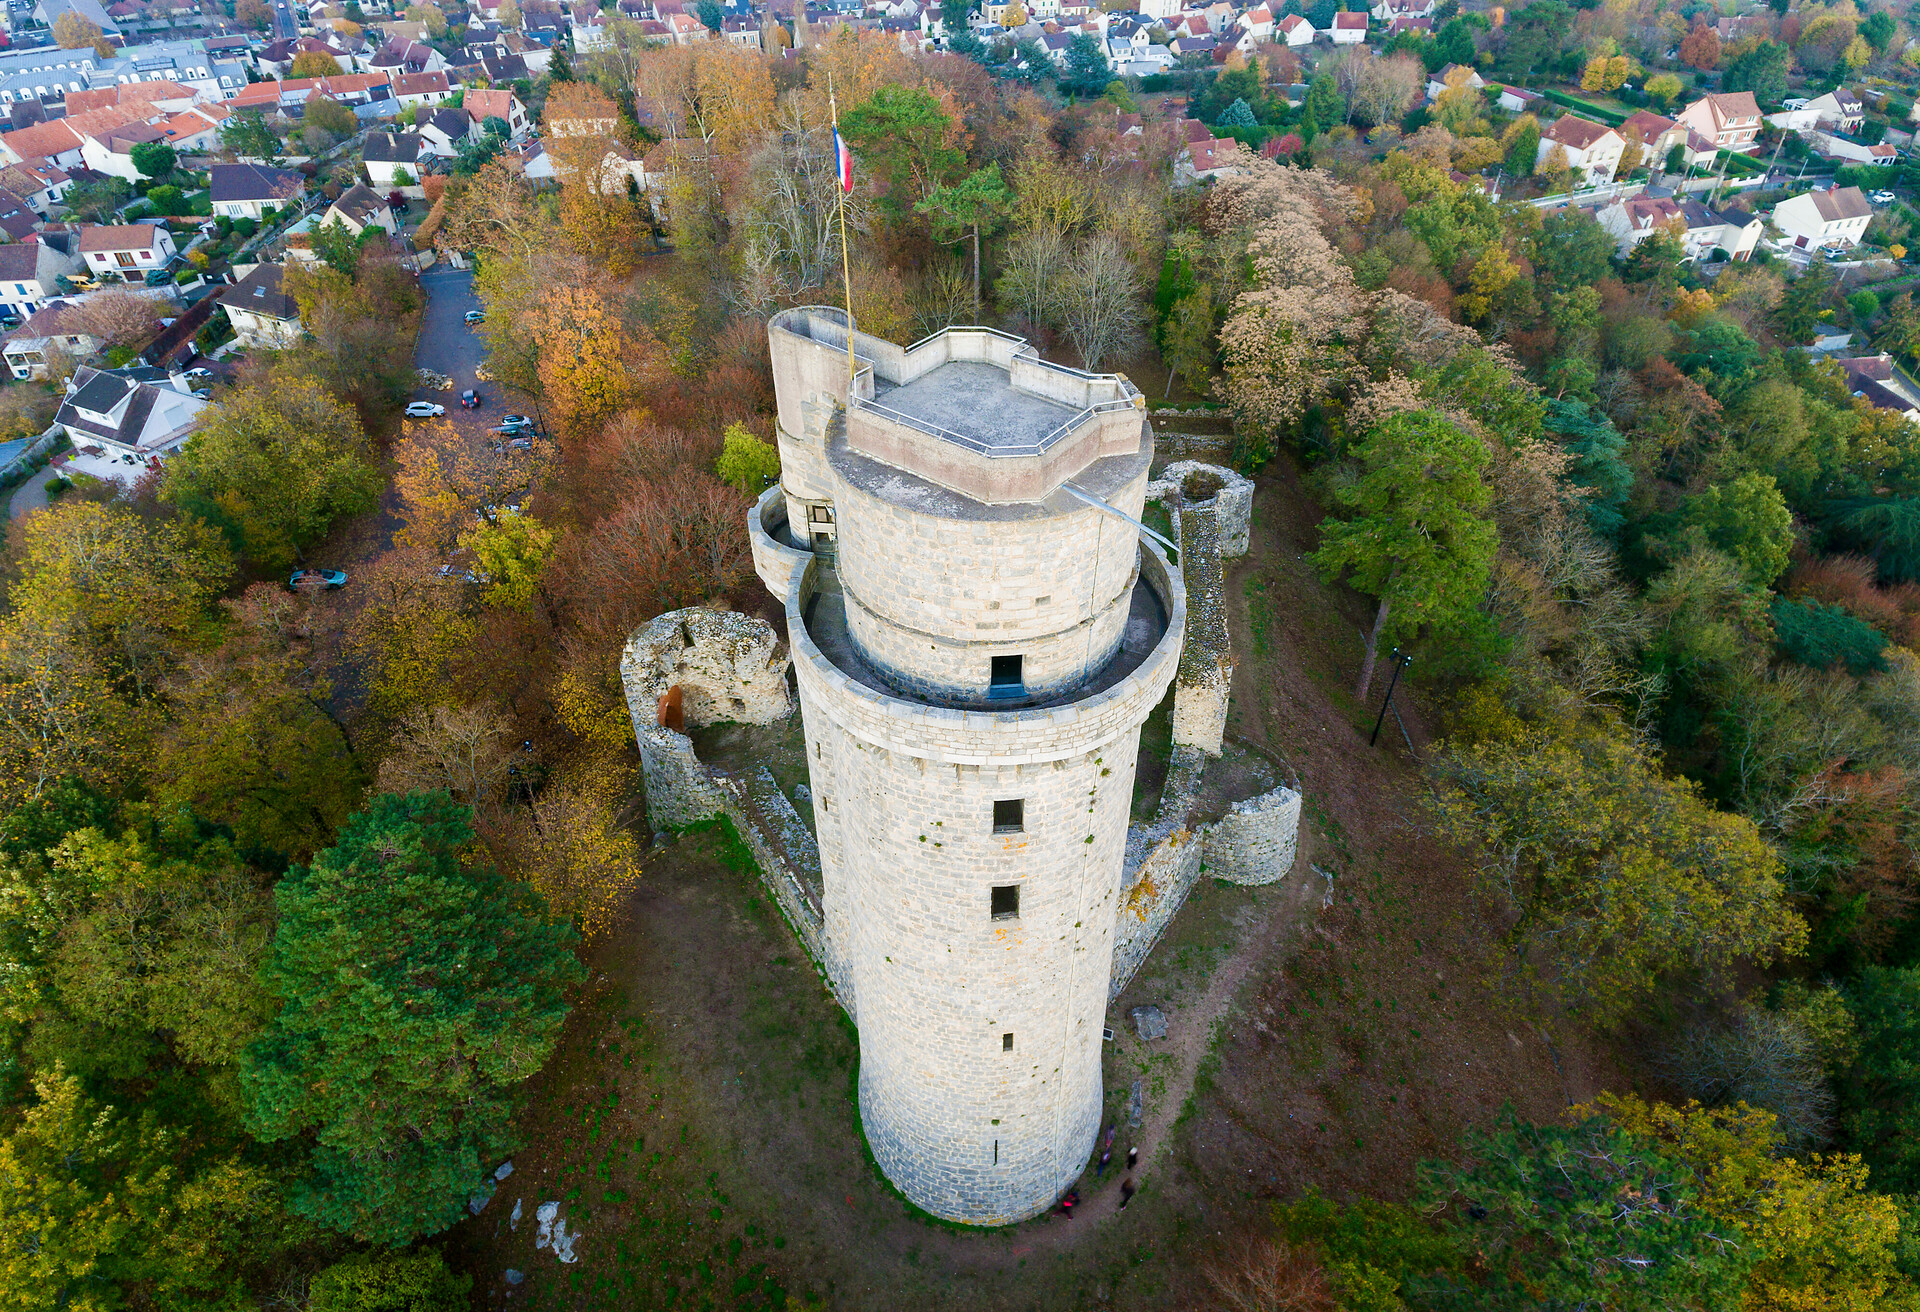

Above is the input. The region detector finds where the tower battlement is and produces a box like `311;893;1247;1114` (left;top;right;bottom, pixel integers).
752;309;1184;1224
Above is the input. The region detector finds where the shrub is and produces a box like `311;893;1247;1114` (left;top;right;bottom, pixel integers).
1848;288;1881;320
307;1248;471;1312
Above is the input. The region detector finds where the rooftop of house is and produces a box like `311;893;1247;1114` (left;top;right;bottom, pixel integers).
78;223;166;251
218;262;299;320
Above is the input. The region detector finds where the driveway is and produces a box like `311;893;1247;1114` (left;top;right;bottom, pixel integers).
7;464;54;520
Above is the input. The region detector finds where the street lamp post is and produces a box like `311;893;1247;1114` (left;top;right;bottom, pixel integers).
1369;650;1410;749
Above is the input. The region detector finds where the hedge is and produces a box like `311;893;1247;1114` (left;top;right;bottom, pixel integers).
1537;88;1628;126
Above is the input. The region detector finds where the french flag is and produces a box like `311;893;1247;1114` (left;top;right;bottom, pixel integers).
834;127;854;193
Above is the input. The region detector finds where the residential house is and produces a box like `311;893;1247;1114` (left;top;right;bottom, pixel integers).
1674;91;1762;153
209;162;305;220
2;302;100;379
1805;85;1866;135
1596;194;1762;261
79;122;172;182
1242;5;1273;39
55;364;210;471
390;70;452;107
1773;184;1874;249
1425;63;1484;103
481;53;531;83
218;262;302;347
1176;136;1245;184
1834;354;1920;422
1536;114;1625;185
79;223;176;279
367;38;445;76
64;80;196;117
464;88;529;141
1497;86;1544;114
721;16;762;47
0;239;78;321
416;107;470;157
1618;109;1686;168
321;182;396;236
1369;0;1432;18
1385;13;1430;34
1327;11;1366;42
361;129;421;186
1812;132;1899;166
0;158;70;215
157;104;230;153
0;189;35;241
1274;12;1312;45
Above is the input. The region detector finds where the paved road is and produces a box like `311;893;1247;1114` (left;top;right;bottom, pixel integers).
7;464;55;521
415;266;487;395
270;0;297;40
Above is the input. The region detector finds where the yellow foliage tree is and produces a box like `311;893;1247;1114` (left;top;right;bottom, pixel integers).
499;756;648;941
530;285;660;439
1593;1095;1911;1312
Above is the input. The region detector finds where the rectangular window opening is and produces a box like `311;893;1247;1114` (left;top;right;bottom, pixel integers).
1002;1032;1014;1052
989;654;1024;698
993;798;1024;833
990;884;1020;920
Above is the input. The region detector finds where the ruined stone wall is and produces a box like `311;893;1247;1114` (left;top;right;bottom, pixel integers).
1170;499;1231;756
1204;787;1303;886
1148;462;1255;559
620;607;791;730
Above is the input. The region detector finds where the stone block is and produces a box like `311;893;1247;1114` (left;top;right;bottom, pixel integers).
1130;1004;1167;1040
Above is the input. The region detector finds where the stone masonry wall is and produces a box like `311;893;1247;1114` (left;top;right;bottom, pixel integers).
621;607;792;730
1204;787;1303;886
1148;461;1255;559
1171;499;1231;756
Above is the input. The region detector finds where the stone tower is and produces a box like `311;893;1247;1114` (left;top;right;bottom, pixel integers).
747;308;1185;1224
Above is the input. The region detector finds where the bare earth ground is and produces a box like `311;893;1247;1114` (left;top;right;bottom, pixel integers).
442;452;1628;1310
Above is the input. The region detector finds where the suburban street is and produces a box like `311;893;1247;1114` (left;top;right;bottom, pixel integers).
270;1;298;40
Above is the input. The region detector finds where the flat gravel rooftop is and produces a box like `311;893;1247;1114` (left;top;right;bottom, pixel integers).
872;361;1078;450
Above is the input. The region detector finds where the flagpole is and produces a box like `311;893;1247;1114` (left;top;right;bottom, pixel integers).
829;72;856;396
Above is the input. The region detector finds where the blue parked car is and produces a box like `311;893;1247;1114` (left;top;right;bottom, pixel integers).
288;567;347;591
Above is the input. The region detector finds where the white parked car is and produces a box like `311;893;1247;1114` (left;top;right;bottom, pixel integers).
1871;190;1898;205
404;401;446;418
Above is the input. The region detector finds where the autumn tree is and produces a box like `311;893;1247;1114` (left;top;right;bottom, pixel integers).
1680;20;1721;70
242;792;582;1244
50;10;101;47
530;284;662;440
152;584;364;858
234;0;271;28
393;417;550;552
1431;716;1805;1023
343;549;477;728
0;1068;282;1307
1311;410;1497;700
458;510;554;610
550;474;753;643
494;759;646;942
290;50;344;77
1055;232;1142;372
1597;1094;1909;1311
1415;1109;1755;1308
162;372;380;572
62;286;163;352
374;702;520;821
